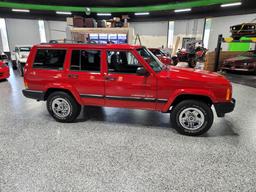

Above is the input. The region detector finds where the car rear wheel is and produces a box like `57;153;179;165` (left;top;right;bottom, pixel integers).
171;100;213;136
47;91;81;123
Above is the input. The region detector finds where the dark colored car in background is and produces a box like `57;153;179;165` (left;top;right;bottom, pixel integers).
148;48;172;65
230;23;256;40
0;52;9;65
221;51;256;73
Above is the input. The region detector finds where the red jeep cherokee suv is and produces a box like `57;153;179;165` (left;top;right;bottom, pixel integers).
22;43;235;136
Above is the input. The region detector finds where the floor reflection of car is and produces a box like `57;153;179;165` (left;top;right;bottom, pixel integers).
0;61;10;80
148;48;172;65
11;45;32;76
221;51;256;73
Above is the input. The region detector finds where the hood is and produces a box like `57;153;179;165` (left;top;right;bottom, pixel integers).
159;66;230;86
18;58;28;63
19;52;30;57
225;56;255;63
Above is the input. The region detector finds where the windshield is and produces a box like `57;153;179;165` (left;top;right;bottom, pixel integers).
19;47;31;52
137;47;164;72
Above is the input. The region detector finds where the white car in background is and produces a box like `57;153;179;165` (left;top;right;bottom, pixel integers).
11;45;32;76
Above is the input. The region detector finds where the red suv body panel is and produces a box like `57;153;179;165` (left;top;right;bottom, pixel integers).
23;43;235;116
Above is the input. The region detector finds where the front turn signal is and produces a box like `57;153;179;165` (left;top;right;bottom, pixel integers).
226;87;231;101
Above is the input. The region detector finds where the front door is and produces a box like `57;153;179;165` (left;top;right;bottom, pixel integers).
104;49;157;110
67;49;105;106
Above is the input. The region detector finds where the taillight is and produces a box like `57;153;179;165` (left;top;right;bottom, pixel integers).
24;79;28;89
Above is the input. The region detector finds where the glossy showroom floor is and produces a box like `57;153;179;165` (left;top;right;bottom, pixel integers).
0;67;256;192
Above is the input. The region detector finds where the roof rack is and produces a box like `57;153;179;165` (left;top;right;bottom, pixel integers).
41;39;117;45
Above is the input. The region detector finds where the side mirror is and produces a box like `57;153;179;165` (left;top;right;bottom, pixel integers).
136;67;149;76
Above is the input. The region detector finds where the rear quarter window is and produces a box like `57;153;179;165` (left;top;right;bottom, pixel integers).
33;49;66;70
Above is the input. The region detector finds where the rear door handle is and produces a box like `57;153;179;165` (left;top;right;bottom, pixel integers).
104;76;117;81
68;74;79;79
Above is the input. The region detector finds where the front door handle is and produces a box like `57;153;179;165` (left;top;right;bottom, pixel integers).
104;76;117;81
68;74;79;79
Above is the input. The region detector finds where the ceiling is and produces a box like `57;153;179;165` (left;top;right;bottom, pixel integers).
0;0;255;21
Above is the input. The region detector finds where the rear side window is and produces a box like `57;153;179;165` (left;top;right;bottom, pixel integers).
33;49;66;70
70;50;101;72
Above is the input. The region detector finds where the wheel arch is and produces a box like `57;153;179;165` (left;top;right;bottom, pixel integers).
171;94;213;108
162;90;215;112
44;87;83;105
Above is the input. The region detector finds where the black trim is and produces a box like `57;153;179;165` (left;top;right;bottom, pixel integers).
22;89;45;101
80;94;104;99
106;95;155;102
80;94;168;103
214;98;236;117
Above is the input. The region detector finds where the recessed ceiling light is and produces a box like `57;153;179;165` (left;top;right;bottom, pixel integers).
174;8;191;13
221;2;242;7
97;13;112;16
56;11;72;15
134;12;150;16
12;9;30;13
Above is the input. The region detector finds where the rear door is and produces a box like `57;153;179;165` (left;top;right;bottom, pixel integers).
67;48;105;106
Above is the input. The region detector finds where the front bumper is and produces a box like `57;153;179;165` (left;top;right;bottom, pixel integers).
22;89;45;101
214;98;236;117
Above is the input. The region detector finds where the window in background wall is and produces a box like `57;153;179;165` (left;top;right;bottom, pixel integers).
203;18;212;49
38;20;47;43
0;18;10;52
168;21;174;48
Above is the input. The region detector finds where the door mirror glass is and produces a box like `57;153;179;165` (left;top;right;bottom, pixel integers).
136;67;149;76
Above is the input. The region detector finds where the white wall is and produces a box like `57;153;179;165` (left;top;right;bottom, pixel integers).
5;18;41;51
208;13;256;51
44;21;67;41
173;19;205;49
130;21;168;48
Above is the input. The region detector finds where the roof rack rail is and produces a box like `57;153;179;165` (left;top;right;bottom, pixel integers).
40;39;123;45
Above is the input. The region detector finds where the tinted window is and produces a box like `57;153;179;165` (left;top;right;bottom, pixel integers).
107;51;141;73
137;48;163;72
0;55;7;59
33;49;66;70
70;50;101;72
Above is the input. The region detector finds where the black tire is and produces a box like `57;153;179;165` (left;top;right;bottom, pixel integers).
171;100;213;136
46;91;81;123
12;60;17;70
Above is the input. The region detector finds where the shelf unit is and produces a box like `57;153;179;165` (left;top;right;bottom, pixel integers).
214;34;256;71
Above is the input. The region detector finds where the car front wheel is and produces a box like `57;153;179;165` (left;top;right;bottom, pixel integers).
47;91;81;123
171;100;213;136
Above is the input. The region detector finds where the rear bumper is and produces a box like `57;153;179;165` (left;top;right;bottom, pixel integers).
22;89;45;101
214;98;236;117
0;67;10;80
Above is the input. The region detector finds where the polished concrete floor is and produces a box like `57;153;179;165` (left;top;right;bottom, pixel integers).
224;72;256;88
0;68;256;192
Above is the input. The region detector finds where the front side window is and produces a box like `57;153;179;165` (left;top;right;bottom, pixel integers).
137;48;164;72
33;49;66;70
70;50;101;72
107;51;141;73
